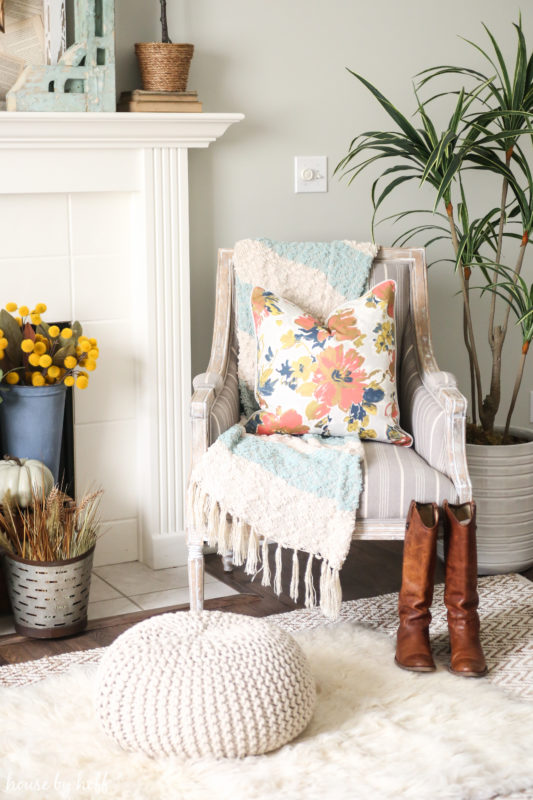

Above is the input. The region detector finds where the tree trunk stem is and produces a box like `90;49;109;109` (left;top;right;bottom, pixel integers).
503;342;529;443
446;201;484;424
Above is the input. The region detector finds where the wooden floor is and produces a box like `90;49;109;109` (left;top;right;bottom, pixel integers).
1;541;531;667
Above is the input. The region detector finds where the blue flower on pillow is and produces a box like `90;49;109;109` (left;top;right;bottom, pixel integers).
363;386;385;404
277;360;298;390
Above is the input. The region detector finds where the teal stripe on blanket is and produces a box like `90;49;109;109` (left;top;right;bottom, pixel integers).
235;276;254;337
258;239;371;300
218;425;362;512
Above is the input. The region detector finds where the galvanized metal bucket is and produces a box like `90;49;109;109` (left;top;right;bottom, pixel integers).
2;545;95;638
0;383;67;481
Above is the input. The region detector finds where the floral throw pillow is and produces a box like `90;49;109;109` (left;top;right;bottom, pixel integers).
245;280;413;445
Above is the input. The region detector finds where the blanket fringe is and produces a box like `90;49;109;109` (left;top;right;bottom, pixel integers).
245;528;259;573
261;538;271;587
188;481;342;619
304;552;316;609
289;550;299;602
274;544;282;596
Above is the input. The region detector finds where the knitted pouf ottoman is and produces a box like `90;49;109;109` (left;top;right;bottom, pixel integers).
94;610;316;759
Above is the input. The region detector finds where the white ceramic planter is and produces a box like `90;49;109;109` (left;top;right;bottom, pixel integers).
467;427;533;575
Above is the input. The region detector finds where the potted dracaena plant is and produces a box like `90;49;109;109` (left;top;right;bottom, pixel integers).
135;1;194;93
337;16;533;574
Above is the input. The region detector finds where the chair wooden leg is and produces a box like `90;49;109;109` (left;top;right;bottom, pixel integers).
222;553;234;573
188;539;204;611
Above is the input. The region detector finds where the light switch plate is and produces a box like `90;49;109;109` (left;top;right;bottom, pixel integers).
294;156;328;193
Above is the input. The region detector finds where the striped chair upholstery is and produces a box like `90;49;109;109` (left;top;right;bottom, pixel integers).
194;247;470;544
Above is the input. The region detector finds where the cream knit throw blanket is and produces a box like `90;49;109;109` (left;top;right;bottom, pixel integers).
188;240;378;619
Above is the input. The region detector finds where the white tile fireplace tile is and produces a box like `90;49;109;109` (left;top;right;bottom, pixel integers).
0;194;69;258
73;321;136;425
0;257;72;320
74;419;138;521
73;253;130;321
70;193;132;256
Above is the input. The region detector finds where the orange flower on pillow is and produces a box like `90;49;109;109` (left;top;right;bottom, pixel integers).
327;308;365;343
312;345;367;416
254;408;310;435
370;279;395;318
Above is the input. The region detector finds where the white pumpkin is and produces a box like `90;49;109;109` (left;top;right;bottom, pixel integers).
0;457;54;507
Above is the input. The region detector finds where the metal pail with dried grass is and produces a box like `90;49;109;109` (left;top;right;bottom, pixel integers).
135;43;194;92
2;545;95;638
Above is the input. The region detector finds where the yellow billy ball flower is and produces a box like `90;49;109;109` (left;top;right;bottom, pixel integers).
48;325;60;338
39;354;52;368
76;375;89;390
35;303;47;314
0;350;4;360
30;314;41;325
21;339;35;353
47;365;60;379
85;359;97;371
64;355;77;369
6;372;19;384
79;340;91;353
28;353;41;367
5;302;17;312
34;342;46;355
64;375;75;387
32;373;45;387
88;348;99;359
0;337;7;349
15;317;22;327
61;328;73;339
0;329;3;337
89;338;97;346
19;305;29;317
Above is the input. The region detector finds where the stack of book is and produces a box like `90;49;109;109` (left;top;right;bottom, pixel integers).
118;90;202;113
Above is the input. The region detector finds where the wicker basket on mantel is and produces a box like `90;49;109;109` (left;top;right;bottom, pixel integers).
135;43;194;92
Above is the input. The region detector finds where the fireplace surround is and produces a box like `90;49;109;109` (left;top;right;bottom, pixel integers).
0;111;243;569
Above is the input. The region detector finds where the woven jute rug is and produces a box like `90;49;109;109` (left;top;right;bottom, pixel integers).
0;573;532;800
1;573;531;696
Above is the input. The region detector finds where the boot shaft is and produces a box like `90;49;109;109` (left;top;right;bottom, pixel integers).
443;501;479;615
399;500;439;618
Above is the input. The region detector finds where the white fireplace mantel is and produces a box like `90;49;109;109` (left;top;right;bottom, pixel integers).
0;111;244;569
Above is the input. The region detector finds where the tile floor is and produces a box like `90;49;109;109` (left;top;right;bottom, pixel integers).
0;560;239;636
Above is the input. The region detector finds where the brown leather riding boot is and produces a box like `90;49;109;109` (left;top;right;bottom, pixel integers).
443;500;488;678
395;500;439;672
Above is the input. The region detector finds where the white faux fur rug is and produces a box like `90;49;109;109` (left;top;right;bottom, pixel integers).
2;620;533;800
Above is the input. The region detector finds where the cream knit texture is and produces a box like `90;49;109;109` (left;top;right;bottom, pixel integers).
94;611;316;760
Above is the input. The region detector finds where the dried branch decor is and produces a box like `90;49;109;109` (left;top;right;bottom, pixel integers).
0;486;103;562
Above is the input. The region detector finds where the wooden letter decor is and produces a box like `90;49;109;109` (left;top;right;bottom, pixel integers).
7;0;115;112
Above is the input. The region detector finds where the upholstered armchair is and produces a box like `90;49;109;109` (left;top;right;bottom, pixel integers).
188;247;472;611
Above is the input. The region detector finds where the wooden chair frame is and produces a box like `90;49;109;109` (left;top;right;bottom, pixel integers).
187;247;472;611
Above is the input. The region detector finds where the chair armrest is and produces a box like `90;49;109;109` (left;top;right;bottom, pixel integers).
190;250;240;471
400;250;472;503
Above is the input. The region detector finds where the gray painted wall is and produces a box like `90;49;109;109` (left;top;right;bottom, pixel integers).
115;0;533;431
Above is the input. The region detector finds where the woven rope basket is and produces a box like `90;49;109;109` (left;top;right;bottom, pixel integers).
135;43;194;92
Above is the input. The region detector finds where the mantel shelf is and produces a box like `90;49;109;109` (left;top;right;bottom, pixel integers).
0;111;244;149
